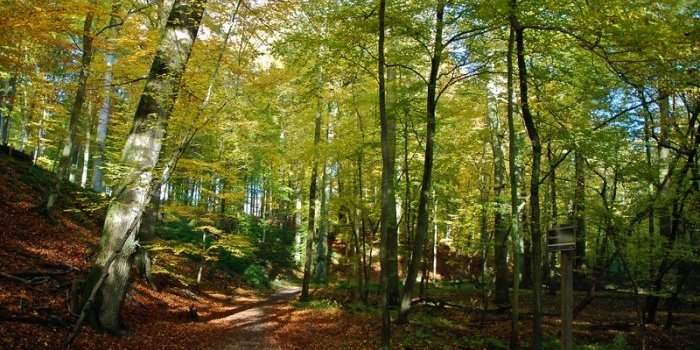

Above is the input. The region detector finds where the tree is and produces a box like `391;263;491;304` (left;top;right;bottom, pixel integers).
511;0;543;347
301;77;323;301
377;0;392;346
44;0;96;213
92;0;121;193
486;75;509;307
398;0;445;324
81;0;206;333
505;22;521;350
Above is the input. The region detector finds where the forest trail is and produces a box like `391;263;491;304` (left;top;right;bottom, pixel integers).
210;287;300;350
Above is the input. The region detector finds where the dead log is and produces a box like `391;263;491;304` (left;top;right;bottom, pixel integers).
0;272;32;284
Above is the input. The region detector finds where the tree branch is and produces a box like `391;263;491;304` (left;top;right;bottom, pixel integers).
387;63;428;85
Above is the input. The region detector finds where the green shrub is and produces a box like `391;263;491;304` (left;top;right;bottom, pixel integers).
293;298;341;310
344;302;376;314
243;263;270;289
578;335;630;350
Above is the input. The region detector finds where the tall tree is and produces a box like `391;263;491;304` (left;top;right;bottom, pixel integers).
573;145;586;284
398;0;445;324
92;0;121;193
487;76;509;307
512;0;543;347
314;115;331;282
44;0;96;212
81;0;206;333
300;84;323;301
505;22;521;349
0;76;17;146
377;0;392;346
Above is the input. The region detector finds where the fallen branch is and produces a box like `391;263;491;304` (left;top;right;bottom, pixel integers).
15;269;75;278
586;322;635;331
0;272;32;284
170;287;199;300
413;297;514;314
0;308;69;327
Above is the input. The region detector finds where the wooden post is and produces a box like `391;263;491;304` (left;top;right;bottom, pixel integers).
561;249;573;350
548;224;576;350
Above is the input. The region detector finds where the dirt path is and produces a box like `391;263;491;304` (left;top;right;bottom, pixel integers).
207;287;300;350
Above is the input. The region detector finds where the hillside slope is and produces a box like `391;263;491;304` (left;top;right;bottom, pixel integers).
0;151;267;349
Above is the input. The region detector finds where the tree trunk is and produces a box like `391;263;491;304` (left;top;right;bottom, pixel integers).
478;154;490;319
45;1;96;212
82;0;206;333
505;22;521;350
646;92;673;323
314;128;329;282
81;101;96;188
513;10;544;348
521;207;532;289
0;76;17;146
398;0;444;324
487;76;509;307
19;84;36;152
139;186;161;240
300;87;323;301
351;171;365;301
573;146;586;287
403;111;412;273
294;184;303;263
432;195;438;279
33;107;47;164
92;1;121;193
356;124;369;303
377;0;392;345
546;144;557;295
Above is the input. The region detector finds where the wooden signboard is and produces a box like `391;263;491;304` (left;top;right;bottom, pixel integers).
547;224;576;252
547;224;577;350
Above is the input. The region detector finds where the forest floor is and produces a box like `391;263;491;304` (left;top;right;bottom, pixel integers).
0;150;381;350
2;150;700;350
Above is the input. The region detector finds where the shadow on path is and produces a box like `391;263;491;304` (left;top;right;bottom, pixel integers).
208;287;300;350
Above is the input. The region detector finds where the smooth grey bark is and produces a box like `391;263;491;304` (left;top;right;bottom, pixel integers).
139;185;161;239
45;2;96;212
83;0;206;333
138;0;240;239
487;76;509;306
82;101;97;188
398;0;444;325
0;76;17;146
158;0;176;29
19;84;36;152
33;106;47;164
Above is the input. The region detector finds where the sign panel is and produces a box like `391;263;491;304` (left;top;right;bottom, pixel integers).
547;224;576;252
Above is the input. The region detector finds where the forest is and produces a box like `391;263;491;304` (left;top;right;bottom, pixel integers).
0;0;698;349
